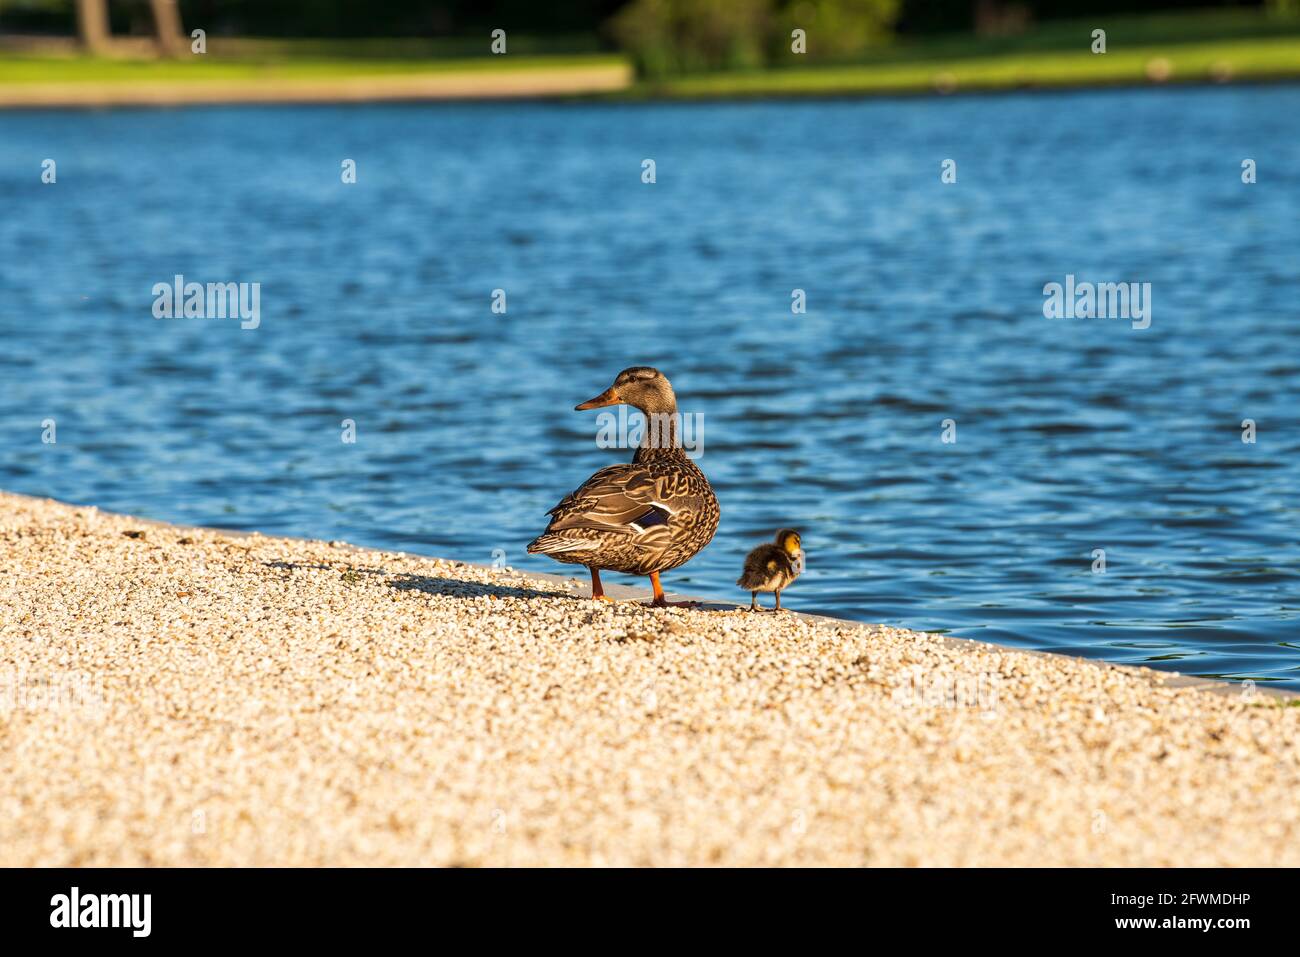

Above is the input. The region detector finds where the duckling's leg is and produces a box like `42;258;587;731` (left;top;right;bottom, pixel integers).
645;571;699;608
589;567;613;602
774;589;782;612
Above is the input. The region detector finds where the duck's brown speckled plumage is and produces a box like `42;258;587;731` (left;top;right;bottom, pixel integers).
528;368;720;589
532;446;718;575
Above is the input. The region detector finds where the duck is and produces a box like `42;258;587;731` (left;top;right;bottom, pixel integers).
527;367;720;607
737;529;803;611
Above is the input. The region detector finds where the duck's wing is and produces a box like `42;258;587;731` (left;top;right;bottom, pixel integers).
544;463;670;534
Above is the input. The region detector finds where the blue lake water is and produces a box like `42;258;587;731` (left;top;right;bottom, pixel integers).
2;87;1298;687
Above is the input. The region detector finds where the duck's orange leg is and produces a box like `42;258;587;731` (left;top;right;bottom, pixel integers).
589;567;613;602
645;571;699;608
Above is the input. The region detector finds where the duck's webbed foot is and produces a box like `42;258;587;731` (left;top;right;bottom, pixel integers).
645;572;699;608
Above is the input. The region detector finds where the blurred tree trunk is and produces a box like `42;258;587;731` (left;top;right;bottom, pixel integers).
75;0;112;56
148;0;186;57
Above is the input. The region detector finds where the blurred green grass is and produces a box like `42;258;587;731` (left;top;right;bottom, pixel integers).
647;37;1300;98
639;9;1300;96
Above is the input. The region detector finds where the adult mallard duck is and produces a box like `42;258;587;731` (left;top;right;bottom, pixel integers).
738;529;803;611
527;367;719;607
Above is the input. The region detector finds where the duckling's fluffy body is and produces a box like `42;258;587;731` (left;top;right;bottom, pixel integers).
738;528;802;611
737;545;799;592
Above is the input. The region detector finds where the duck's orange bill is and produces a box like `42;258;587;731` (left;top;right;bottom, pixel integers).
575;387;620;411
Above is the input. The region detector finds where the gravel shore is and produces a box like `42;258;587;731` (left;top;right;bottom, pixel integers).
1;491;1297;866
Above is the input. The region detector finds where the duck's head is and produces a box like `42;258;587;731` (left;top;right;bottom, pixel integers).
775;528;802;560
576;366;678;415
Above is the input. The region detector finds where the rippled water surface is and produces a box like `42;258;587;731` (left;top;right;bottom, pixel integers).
3;88;1298;686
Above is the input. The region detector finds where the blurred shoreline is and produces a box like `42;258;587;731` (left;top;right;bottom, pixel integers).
0;61;633;108
3;60;1298;110
2;10;1297;109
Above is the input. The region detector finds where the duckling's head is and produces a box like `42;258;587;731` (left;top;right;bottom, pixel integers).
775;528;802;559
575;366;678;415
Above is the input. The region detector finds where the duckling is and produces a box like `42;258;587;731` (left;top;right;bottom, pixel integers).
737;528;802;611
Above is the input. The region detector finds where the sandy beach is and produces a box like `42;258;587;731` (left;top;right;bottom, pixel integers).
1;490;1297;867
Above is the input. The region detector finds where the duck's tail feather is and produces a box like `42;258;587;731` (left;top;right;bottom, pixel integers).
528;534;598;556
